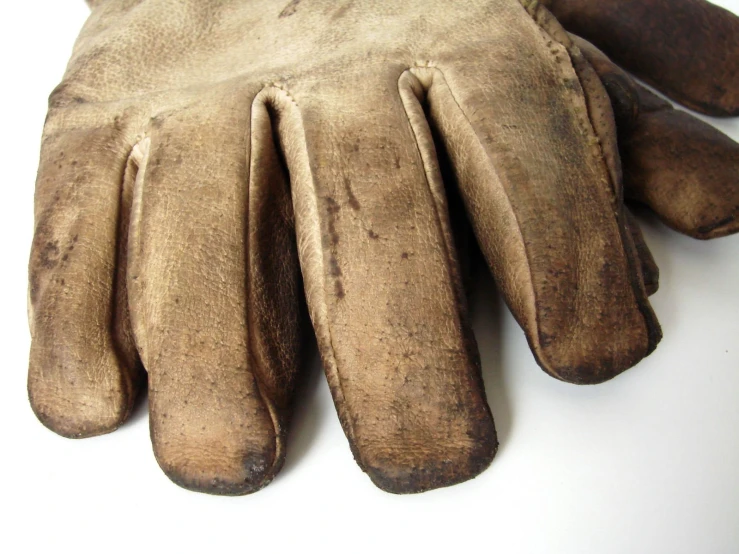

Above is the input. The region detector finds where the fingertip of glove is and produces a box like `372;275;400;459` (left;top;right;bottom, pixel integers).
537;327;662;386
622;108;739;241
693;215;739;241
160;454;279;496
545;363;629;386
153;435;284;496
28;382;131;439
361;431;498;494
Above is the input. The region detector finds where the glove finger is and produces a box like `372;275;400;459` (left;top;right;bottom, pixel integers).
544;0;739;117
28;108;144;438
127;87;302;495
624;91;739;239
419;5;661;384
268;72;497;494
575;36;739;239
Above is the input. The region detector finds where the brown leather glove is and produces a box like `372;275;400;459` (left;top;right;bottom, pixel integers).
544;0;739;241
25;0;730;496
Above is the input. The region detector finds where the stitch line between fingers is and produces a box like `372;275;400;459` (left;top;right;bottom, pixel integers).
251;85;360;454
245;95;286;483
402;65;542;372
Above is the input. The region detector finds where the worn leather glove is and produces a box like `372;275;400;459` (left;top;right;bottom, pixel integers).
545;0;739;242
27;0;732;496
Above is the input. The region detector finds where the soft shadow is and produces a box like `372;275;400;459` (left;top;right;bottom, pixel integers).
279;332;327;475
126;371;149;426
468;264;513;453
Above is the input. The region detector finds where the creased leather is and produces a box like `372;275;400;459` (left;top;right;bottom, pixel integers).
29;0;667;495
573;35;739;240
545;0;739;117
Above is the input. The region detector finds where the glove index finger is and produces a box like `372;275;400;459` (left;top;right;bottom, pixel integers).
545;0;739;117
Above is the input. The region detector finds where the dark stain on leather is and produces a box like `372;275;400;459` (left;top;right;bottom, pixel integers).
29;273;40;305
329;254;345;299
325;196;341;246
279;0;301;18
548;0;739;116
343;177;361;210
328;255;342;277
332;0;355;20
39;241;60;269
334;280;346;300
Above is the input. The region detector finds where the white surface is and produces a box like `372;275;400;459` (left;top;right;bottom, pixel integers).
1;2;738;553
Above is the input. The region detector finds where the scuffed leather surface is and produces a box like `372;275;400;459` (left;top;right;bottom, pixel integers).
546;0;739;117
574;36;739;240
29;0;660;495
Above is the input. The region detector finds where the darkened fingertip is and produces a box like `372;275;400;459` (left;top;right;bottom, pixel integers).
530;304;663;385
621;104;739;240
534;313;663;385
542;359;634;385
156;446;284;496
28;383;132;439
693;215;739;241
363;437;498;495
350;402;498;494
150;394;288;496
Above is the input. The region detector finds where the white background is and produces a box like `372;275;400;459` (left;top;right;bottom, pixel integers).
2;2;738;553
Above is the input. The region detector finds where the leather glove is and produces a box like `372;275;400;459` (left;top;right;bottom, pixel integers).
27;0;727;496
544;0;739;241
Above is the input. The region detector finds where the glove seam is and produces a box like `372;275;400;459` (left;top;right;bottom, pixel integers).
244;98;285;486
251;85;361;460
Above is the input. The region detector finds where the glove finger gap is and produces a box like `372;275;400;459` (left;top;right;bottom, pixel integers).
269;74;497;494
420;9;660;383
127;88;299;495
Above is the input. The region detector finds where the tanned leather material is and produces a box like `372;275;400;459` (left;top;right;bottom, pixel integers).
29;0;672;495
545;0;739;117
574;35;739;239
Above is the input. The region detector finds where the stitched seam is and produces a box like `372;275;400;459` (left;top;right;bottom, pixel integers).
409;65;543;369
525;0;657;356
254;85;359;450
398;68;471;369
519;0;593;369
244;94;285;477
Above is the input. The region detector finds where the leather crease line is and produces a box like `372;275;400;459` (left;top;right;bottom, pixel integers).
252;85;360;454
246;94;285;479
398;68;471;360
525;4;659;354
407;66;542;366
